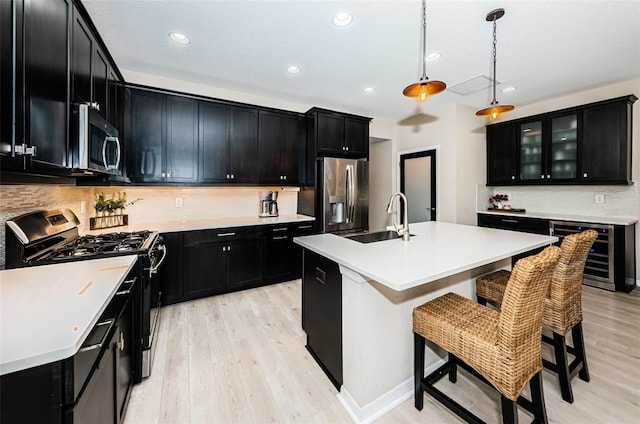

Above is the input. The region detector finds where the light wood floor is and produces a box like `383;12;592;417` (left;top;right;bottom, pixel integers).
124;281;640;424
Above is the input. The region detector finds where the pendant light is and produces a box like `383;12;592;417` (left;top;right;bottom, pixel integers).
476;8;514;121
403;0;445;103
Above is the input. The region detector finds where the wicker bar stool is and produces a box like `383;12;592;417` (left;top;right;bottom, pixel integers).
476;229;598;404
414;245;560;424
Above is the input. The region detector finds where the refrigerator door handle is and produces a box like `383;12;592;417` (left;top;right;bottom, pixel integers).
346;164;355;224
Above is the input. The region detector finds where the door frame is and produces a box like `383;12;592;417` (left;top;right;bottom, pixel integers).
398;146;438;223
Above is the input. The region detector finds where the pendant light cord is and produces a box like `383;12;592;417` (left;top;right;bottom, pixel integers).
491;15;498;105
420;0;427;81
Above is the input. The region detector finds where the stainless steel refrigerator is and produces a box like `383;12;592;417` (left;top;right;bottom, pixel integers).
316;157;369;234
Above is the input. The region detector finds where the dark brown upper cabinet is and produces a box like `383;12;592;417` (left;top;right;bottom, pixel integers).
581;97;635;183
258;110;305;185
486;122;517;185
1;0;70;173
71;4;121;124
129;88;198;183
486;95;636;185
306;108;371;159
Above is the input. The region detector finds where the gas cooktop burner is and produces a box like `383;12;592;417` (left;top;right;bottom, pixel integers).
39;230;155;261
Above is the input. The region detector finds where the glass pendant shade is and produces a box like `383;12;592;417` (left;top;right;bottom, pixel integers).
403;0;445;103
476;8;514;120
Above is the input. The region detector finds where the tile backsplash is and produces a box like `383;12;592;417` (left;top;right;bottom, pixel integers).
477;184;638;219
0;185;298;269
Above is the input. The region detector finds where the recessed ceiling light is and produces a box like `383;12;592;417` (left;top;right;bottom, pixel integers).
169;32;190;45
333;12;353;27
286;65;301;74
363;87;375;94
501;86;517;93
425;52;441;62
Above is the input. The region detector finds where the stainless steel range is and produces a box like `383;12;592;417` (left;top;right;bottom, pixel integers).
5;209;166;382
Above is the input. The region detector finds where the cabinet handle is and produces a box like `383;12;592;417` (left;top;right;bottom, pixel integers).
547;174;550;178
79;319;115;352
583;173;588;178
217;232;236;237
283;175;287;180
540;175;545;179
272;227;288;232
298;225;313;229
272;235;288;240
227;245;231;251
345;146;349;151
511;176;515;180
162;172;166;178
231;174;235;179
226;174;230;179
501;219;518;224
167;172;171;178
116;277;136;295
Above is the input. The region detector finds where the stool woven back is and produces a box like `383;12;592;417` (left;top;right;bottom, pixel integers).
496;245;560;399
544;229;598;335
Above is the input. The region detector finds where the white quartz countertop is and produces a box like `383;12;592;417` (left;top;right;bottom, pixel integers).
84;214;315;235
294;221;557;292
0;256;137;375
478;210;637;226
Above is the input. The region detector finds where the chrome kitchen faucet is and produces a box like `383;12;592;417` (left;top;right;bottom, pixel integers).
387;192;411;241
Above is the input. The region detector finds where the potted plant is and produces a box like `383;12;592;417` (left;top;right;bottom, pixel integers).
92;192;142;229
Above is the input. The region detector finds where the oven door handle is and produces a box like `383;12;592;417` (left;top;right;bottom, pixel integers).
149;244;167;275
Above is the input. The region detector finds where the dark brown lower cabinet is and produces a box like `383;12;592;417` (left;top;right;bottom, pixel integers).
183;231;226;299
302;249;342;389
159;223;315;305
264;222;315;284
181;227;263;301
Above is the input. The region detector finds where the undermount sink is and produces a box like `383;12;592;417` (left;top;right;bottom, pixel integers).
345;230;413;244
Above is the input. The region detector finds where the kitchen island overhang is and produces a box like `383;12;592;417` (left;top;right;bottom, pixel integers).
294;221;557;423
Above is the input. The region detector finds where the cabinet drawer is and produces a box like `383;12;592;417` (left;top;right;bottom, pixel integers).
478;213;550;235
293;222;316;236
183;226;261;245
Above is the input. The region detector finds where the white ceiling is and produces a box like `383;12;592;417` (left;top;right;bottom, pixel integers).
82;0;640;121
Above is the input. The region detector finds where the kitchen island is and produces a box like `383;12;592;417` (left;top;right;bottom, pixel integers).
294;221;557;423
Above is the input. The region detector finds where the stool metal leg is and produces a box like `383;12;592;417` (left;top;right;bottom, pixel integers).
552;332;574;403
477;296;487;306
500;396;518;424
414;332;425;410
572;323;590;382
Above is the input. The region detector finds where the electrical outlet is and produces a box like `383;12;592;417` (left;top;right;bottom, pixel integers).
594;194;605;204
175;197;183;208
80;201;86;214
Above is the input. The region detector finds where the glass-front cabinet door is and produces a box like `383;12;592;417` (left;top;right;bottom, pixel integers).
549;114;578;180
519;121;543;181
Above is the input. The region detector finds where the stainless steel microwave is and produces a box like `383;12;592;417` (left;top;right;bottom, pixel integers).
70;103;121;175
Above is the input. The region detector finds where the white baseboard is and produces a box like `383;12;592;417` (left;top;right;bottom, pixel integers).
336;358;446;424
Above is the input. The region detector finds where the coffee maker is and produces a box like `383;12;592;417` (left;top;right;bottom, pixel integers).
259;191;279;217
